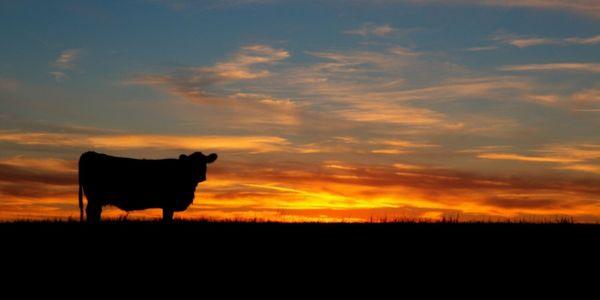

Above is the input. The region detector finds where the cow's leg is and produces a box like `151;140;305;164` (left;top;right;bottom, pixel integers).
162;208;174;223
86;203;102;223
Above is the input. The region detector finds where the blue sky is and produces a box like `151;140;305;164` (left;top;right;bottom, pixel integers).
0;0;599;221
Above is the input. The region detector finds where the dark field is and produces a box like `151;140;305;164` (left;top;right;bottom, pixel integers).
3;220;600;249
4;220;600;274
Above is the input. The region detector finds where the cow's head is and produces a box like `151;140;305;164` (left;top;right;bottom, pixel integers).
179;152;218;183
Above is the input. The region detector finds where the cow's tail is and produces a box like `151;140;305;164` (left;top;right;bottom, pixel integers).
78;160;84;222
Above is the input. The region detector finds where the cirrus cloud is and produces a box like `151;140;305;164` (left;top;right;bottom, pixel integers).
403;0;600;18
492;31;600;48
500;63;600;73
54;49;82;70
129;44;289;102
0;131;291;153
343;24;397;37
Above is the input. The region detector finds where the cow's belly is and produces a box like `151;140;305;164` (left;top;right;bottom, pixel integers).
110;190;166;211
84;180;195;211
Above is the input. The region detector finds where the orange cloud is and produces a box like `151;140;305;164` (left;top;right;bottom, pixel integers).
129;44;289;103
478;153;582;163
0;131;290;153
477;144;600;175
210;44;289;80
539;144;600;161
556;164;600;174
0;156;75;173
572;88;600;104
369;140;438;155
393;163;424;170
89;135;289;153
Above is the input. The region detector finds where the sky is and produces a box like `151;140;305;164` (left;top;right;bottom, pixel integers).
0;0;599;222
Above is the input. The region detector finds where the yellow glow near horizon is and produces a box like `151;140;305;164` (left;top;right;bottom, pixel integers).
0;152;599;222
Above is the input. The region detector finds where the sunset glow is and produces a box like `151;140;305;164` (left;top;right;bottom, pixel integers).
0;1;598;222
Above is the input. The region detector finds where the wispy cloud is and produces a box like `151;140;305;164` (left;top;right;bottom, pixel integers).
393;163;424;170
479;0;600;18
478;153;581;163
539;144;600;161
54;49;81;69
374;140;437;148
404;0;600;18
492;32;558;48
49;71;69;82
572;109;600;112
526;94;560;104
370;139;438;154
252;46;536;137
153;1;600;18
501;37;557;48
50;48;82;82
343;24;397;37
493;32;600;48
565;35;600;45
210;44;289;80
557;164;600;174
500;63;600;73
129;44;289;102
0;131;291;153
463;46;498;52
478;144;600;175
571;88;600;104
0;156;75;173
127;44;301;126
336;103;444;125
0;156;78;216
521;87;600;110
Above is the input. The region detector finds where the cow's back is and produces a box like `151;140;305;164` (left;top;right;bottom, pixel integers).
79;151;196;211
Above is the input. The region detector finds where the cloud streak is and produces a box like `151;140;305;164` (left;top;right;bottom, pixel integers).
478;153;581;163
404;0;600;18
478;144;600;176
493;32;600;48
130;44;289;101
54;49;81;69
152;1;600;18
343;24;397;37
0;131;291;153
50;48;82;82
500;63;600;73
557;164;600;174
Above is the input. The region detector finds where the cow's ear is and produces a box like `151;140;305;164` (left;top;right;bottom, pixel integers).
206;153;218;164
179;154;188;160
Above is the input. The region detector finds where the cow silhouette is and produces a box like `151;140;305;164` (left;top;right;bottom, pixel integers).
78;151;217;222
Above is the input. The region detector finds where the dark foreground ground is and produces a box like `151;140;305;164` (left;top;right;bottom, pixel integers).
3;220;600;252
3;220;599;281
